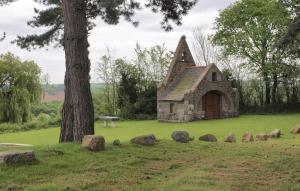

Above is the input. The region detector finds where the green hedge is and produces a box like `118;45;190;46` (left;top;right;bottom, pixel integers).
0;114;61;134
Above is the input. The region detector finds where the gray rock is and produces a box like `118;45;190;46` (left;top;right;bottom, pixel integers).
0;150;35;165
268;129;281;138
171;131;190;143
256;133;268;141
224;133;236;143
81;135;105;151
291;126;300;134
242;132;254;142
130;134;157;146
199;134;217;142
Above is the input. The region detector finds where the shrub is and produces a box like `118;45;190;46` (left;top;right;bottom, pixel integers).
48;115;61;126
0;114;61;134
0;123;20;133
113;139;121;146
31;102;61;117
37;113;51;123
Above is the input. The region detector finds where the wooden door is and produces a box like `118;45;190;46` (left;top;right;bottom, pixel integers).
202;91;220;119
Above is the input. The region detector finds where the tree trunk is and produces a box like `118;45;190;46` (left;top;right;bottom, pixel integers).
60;73;74;142
271;74;278;104
265;80;271;105
262;71;271;105
237;81;244;107
291;83;298;103
60;0;94;143
283;77;290;104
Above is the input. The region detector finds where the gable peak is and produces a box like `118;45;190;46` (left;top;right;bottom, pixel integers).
173;35;195;65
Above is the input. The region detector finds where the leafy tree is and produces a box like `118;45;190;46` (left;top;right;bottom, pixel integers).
134;43;172;83
212;0;293;105
278;0;300;48
5;0;198;142
95;44;171;118
117;61;140;119
95;51;121;116
0;53;42;123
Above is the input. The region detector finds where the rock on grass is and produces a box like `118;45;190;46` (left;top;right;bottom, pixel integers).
256;133;268;141
291;125;300;134
0;150;35;165
242;132;254;142
224;133;236;143
199;134;217;142
81;135;105;151
171;131;190;143
130;134;157;146
268;129;281;138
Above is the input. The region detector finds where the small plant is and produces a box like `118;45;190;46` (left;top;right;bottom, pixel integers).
189;136;195;141
113;139;121;146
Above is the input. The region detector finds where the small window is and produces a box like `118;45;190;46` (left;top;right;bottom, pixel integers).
181;51;187;61
212;72;217;81
170;103;174;113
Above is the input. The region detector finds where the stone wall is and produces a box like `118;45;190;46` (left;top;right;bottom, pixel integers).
157;100;194;122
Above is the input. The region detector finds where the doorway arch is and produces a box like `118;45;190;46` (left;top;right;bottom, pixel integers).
202;90;221;119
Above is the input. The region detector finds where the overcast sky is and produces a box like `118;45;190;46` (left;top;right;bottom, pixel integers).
0;0;236;84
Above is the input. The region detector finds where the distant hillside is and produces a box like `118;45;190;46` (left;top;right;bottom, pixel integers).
42;83;104;102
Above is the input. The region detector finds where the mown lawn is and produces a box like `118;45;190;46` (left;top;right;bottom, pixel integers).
0;114;299;145
0;114;300;191
0;139;300;190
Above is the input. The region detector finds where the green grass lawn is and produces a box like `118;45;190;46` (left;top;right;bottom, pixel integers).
0;114;300;145
0;114;300;191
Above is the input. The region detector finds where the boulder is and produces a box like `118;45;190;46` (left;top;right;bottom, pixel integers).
130;134;156;146
81;135;105;151
224;133;236;143
242;132;254;142
291;125;300;134
0;150;35;165
171;131;190;143
199;134;217;142
256;133;268;141
268;129;281;138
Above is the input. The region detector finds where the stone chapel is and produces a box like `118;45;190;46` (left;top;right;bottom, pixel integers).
157;35;239;122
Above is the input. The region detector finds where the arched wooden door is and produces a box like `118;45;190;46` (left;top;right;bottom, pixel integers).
202;91;221;119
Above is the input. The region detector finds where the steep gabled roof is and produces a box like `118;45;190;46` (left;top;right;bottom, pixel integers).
160;64;215;101
162;35;195;87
